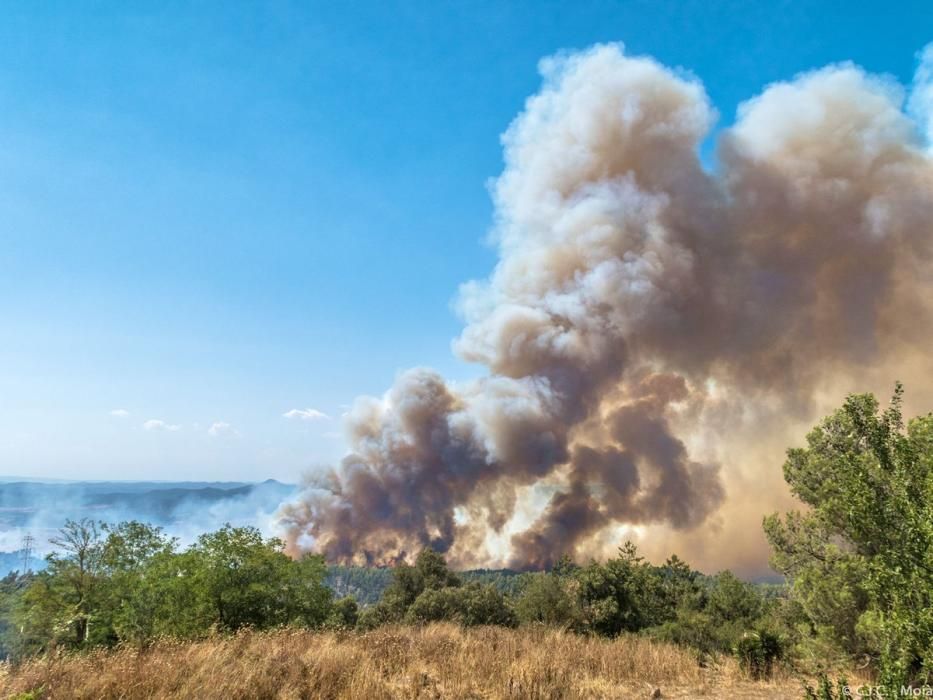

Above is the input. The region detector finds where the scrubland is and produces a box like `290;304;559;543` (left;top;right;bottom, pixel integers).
0;623;837;700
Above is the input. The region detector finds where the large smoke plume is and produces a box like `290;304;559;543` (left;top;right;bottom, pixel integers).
278;44;933;573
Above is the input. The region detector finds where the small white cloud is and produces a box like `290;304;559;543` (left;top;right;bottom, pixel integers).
208;421;238;437
143;419;181;432
282;408;330;421
110;409;130;418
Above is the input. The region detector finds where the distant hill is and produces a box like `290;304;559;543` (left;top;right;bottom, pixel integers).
0;478;281;501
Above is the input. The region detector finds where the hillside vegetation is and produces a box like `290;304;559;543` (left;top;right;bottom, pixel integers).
324;566;530;606
0;385;930;698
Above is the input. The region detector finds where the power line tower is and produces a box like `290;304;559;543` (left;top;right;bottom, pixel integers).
20;533;35;575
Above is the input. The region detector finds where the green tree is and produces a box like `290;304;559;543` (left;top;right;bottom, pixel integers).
188;525;332;631
456;582;516;627
0;572;32;659
764;384;933;687
656;555;704;613
97;521;177;644
576;542;668;636
327;596;359;629
144;548;216;639
17;519;104;648
707;571;762;625
405;582;516;627
514;572;579;627
551;555;580;578
405;587;462;624
283;553;334;627
414;548;461;591
356;599;397;631
371;547;462;623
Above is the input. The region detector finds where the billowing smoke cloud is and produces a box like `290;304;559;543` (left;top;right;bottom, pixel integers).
278;43;933;572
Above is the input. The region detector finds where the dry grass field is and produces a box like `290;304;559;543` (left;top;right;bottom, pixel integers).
0;624;833;700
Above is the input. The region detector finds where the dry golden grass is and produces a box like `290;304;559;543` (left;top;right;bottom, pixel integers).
0;624;818;699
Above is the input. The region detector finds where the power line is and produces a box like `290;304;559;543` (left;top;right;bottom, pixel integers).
21;533;35;574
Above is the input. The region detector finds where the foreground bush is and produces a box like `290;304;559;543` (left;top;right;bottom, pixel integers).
406;582;517;627
734;630;784;680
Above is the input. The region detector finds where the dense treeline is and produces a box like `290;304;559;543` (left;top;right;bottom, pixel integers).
1;386;931;692
347;544;787;678
0;527;780;675
0;522;343;659
325;565;533;605
324;565;392;605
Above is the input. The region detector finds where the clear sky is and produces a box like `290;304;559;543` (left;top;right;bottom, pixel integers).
1;1;929;482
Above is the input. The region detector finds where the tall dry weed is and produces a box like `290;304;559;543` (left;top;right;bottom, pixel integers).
0;624;826;699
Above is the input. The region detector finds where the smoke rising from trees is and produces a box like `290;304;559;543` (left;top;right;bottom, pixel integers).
278;43;933;571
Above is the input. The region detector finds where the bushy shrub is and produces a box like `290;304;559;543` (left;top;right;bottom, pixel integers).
378;548;462;622
406;583;516;627
646;610;718;655
406;587;462;624
514;573;579;628
457;582;517;627
356;602;395;631
801;674;849;700
327;596;359;629
576;543;671;636
735;630;784;679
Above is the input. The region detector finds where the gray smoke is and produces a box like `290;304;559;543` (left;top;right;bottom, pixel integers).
278;43;933;571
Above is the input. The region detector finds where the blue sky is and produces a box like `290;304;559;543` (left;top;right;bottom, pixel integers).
1;1;929;482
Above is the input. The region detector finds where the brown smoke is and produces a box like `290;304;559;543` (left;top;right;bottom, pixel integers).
278;44;933;573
